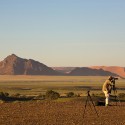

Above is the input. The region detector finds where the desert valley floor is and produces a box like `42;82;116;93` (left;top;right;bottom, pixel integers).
0;100;125;125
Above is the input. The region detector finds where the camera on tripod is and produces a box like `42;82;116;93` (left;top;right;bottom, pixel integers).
111;77;118;84
110;76;121;106
110;77;118;92
111;77;118;81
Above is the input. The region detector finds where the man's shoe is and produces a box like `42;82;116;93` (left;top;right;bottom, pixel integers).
105;104;108;106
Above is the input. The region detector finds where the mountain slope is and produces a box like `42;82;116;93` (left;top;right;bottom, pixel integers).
0;54;61;75
52;67;75;74
68;67;118;76
90;66;125;77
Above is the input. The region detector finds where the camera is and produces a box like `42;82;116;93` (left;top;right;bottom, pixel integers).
112;77;118;80
111;77;118;83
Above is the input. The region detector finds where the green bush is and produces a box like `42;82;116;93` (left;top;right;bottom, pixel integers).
66;92;74;97
0;92;9;99
45;90;60;100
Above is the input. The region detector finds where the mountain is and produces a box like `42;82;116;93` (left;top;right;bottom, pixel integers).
0;54;123;76
52;67;75;74
0;54;61;75
68;67;118;76
90;66;125;77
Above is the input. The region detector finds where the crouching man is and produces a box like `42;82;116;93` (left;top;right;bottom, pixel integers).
102;76;113;106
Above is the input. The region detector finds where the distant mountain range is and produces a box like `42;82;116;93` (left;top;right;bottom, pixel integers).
68;67;117;76
0;54;123;77
52;66;125;77
90;66;125;78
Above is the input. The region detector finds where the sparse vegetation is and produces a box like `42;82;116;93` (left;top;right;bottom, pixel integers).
11;93;21;97
118;93;125;98
45;90;60;100
0;76;124;96
34;94;45;100
66;92;74;97
0;92;9;100
0;91;33;102
0;76;124;124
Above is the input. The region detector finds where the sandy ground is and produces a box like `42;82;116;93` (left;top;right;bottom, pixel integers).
0;100;125;125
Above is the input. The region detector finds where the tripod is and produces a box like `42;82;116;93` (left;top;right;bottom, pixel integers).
83;90;99;119
111;79;121;106
111;87;121;106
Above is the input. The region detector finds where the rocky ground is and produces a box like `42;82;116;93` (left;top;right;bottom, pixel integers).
0;100;125;125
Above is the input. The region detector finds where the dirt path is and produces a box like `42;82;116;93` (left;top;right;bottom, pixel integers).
0;101;125;125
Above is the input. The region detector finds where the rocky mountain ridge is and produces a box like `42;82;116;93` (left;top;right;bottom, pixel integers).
0;54;122;76
0;54;60;75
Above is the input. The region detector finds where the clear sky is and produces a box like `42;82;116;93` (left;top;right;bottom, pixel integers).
0;0;125;67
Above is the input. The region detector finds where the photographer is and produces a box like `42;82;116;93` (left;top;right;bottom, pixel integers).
102;76;113;106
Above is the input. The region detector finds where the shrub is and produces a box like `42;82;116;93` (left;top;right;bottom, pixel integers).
74;93;80;97
4;92;9;97
45;90;60;100
0;92;5;98
91;93;95;97
118;93;125;98
0;92;9;99
66;92;74;97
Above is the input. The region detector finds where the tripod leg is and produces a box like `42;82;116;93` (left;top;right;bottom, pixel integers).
87;100;93;111
115;95;117;106
118;96;121;106
116;96;121;106
89;95;99;117
83;96;89;119
113;90;121;106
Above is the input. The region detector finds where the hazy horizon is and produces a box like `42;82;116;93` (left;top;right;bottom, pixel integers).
0;0;125;67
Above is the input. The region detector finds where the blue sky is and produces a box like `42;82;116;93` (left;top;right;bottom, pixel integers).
0;0;125;67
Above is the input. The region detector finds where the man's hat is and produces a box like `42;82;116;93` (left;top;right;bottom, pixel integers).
108;76;113;80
